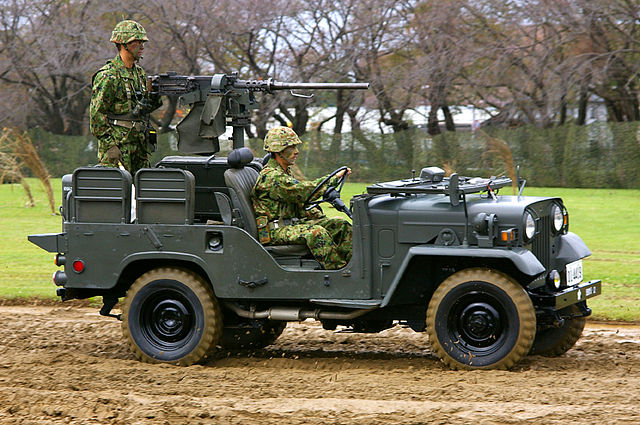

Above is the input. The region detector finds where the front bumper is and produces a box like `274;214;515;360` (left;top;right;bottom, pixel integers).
530;280;602;310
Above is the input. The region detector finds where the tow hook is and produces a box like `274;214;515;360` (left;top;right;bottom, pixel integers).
577;301;592;317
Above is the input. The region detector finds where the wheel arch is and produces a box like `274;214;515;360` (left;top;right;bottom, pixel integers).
382;246;544;309
113;253;214;298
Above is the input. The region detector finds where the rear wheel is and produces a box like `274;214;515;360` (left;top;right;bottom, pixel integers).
426;268;536;370
529;305;586;356
122;267;222;365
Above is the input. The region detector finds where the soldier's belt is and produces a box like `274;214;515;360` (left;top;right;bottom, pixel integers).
110;119;145;131
268;218;300;230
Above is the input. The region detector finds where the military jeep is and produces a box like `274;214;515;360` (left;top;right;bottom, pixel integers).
28;147;601;370
29;72;600;370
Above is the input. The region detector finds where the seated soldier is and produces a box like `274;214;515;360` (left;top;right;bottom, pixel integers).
251;126;352;270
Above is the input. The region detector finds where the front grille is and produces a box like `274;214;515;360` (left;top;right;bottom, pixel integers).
532;214;551;267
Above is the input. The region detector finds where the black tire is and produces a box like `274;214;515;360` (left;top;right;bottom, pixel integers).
220;320;286;349
529;304;586;356
426;268;536;370
122;267;223;365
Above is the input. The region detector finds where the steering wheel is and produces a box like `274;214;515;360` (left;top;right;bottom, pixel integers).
303;166;352;219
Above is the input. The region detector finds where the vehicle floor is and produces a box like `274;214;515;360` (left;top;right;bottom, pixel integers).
0;305;638;424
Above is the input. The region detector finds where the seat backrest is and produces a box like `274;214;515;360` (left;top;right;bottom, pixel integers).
223;148;259;238
72;167;132;223
135;168;195;224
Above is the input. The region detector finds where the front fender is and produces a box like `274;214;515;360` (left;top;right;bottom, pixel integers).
381;245;545;307
556;232;592;264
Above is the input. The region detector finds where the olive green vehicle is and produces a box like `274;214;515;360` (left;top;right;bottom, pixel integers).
29;73;601;370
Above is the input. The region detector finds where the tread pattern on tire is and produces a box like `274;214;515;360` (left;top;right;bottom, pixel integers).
530;304;586;357
121;267;222;366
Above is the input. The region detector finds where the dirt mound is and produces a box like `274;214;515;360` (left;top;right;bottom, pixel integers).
0;306;639;424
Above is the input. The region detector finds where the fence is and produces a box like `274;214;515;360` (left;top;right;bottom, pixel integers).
23;122;640;189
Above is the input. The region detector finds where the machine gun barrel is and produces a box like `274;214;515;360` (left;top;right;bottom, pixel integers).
149;72;369;96
233;78;370;93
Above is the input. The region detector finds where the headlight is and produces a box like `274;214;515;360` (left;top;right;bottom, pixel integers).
523;211;536;242
547;270;561;289
551;203;564;233
551;202;567;234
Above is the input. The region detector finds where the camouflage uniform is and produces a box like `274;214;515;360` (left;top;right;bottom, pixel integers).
252;127;352;270
90;21;161;176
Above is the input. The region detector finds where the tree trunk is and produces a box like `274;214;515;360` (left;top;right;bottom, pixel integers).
442;104;455;132
558;99;567;126
329;90;347;163
427;106;441;135
576;88;588;126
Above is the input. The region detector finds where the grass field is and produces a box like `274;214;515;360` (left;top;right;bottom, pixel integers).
2;178;639;321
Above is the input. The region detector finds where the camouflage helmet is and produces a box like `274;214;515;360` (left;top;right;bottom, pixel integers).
263;126;302;153
110;20;148;44
264;126;302;152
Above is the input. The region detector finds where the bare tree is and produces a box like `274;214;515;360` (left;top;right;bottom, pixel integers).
458;0;576;128
0;0;115;135
554;0;640;123
408;1;471;135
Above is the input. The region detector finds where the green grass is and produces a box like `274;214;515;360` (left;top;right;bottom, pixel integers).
1;179;63;298
523;187;640;321
2;179;639;321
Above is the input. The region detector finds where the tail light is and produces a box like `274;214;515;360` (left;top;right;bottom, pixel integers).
52;271;67;286
54;254;66;266
72;260;85;273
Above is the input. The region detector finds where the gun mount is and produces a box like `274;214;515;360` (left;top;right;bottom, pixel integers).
149;72;369;154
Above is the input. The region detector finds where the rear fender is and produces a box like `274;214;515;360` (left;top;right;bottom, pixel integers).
115;252;213;292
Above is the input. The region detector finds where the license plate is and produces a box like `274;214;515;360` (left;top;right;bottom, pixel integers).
565;260;583;286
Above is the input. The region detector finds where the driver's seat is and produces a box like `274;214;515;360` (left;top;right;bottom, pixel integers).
220;148;310;257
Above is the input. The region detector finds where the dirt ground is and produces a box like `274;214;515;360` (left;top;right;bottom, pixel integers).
0;305;639;424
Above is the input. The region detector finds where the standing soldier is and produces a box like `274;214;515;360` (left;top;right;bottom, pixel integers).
252;126;352;270
90;20;162;175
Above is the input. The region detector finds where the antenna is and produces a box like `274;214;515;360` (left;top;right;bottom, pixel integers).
517;165;527;199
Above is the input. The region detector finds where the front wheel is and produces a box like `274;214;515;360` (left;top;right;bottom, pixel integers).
426;268;536;370
122;267;223;365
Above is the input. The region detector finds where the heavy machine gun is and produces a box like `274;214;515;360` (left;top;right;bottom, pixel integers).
149;72;369;154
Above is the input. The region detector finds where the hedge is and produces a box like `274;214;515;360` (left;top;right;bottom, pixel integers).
23;122;640;189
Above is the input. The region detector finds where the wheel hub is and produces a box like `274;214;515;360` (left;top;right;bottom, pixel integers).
458;302;502;347
150;299;191;342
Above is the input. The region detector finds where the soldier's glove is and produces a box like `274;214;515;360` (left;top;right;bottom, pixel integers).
131;97;152;118
149;92;161;104
106;146;122;161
